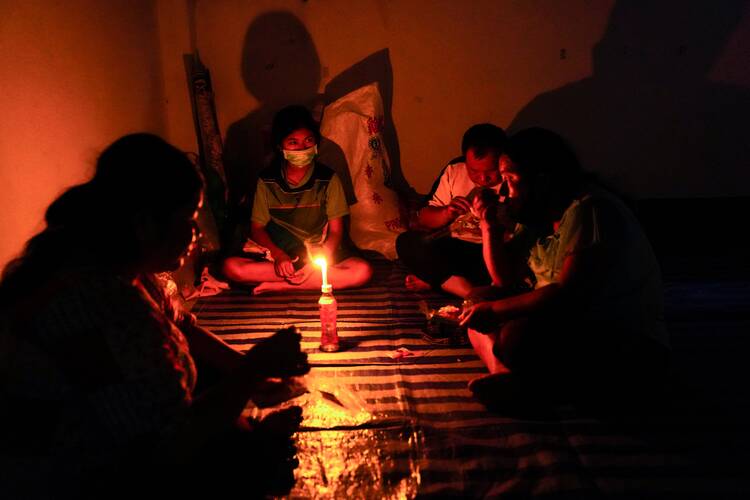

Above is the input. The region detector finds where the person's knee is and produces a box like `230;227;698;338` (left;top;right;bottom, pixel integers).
494;319;529;371
221;257;245;282
351;258;374;287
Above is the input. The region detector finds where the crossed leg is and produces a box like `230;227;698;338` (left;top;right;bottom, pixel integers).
222;256;373;295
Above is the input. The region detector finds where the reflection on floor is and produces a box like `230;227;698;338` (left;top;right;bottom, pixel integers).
194;256;750;498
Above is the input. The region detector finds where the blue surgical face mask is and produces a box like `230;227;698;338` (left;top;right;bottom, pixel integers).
283;145;317;167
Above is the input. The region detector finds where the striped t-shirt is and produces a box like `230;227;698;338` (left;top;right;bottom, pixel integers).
251;161;349;255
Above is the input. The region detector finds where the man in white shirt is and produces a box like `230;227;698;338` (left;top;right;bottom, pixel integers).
396;124;508;298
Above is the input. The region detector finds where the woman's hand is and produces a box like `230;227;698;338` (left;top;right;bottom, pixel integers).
244;326;309;379
287;263;315;285
474;189;515;232
473;189;498;223
273;253;297;279
459;301;501;333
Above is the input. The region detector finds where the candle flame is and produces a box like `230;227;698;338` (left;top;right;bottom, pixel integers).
314;256;329;289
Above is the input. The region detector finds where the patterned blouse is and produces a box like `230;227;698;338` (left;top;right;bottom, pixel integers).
0;268;197;498
528;186;668;347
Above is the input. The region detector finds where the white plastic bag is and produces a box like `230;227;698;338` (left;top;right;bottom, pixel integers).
320;83;405;259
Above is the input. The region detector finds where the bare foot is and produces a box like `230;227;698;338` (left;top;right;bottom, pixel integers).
253;281;292;295
405;274;431;291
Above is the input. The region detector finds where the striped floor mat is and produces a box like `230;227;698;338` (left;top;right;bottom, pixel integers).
194;257;750;498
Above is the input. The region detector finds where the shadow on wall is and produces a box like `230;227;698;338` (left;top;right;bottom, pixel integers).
222;11;408;247
508;0;750;199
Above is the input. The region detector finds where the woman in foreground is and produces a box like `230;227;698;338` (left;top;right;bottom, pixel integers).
0;134;308;498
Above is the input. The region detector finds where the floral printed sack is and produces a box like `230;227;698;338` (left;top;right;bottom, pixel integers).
319;83;405;259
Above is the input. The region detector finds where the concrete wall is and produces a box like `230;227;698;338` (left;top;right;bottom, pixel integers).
0;0;166;267
168;0;612;195
3;0;749;267
163;0;749;200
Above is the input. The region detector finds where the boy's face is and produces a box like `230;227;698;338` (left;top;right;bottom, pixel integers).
465;148;502;188
280;128;317;151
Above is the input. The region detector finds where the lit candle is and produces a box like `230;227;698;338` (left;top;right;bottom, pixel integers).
314;256;328;288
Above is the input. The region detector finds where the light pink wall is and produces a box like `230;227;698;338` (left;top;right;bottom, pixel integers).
0;0;166;267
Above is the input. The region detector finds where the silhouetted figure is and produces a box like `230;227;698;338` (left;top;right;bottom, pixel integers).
461;128;669;411
0;134;308;499
509;0;750;199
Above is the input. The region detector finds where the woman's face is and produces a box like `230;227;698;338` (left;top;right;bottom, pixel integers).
141;194;202;273
281;128;317;151
499;155;526;199
499;154;532;221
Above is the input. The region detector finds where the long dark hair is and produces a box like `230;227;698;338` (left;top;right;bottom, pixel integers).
0;133;203;305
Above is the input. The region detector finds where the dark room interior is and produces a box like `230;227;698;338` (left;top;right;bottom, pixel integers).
1;1;749;498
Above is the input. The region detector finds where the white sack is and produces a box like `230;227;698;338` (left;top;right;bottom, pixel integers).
320;83;405;259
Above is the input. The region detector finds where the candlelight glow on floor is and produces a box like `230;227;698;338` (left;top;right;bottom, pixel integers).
298;392;372;429
245;373;422;499
294;428;422;499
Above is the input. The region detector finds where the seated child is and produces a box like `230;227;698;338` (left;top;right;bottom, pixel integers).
222;105;373;294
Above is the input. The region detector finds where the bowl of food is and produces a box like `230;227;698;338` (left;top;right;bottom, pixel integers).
423;303;468;345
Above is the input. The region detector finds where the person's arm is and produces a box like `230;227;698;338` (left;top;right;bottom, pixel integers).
417;162;471;229
181;318;306;408
417;197;471;229
180;319;243;374
250;222;296;278
321;174;349;258
155;327;309;464
460;282;562;331
474;191;525;287
250;179;296;278
322;217;344;259
460;242;608;330
481;221;513;286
